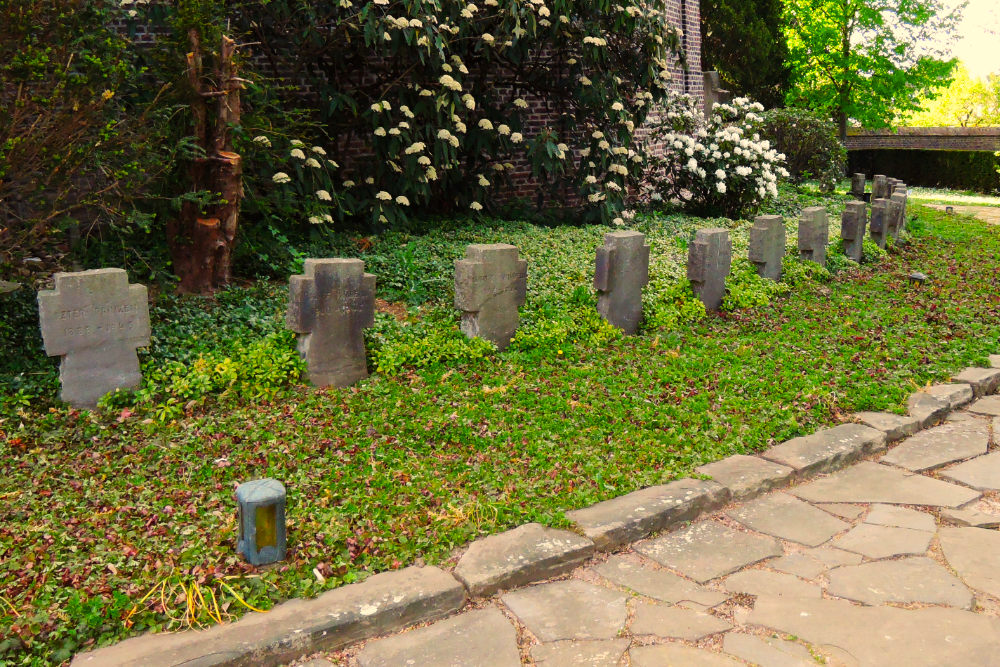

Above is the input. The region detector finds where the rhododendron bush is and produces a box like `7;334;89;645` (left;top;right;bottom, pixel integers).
225;0;683;225
645;95;789;218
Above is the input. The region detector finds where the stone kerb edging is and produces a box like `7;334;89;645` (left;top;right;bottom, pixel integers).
71;361;1000;667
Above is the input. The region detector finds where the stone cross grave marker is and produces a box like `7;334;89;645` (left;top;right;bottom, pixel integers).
841;201;868;263
748;215;786;281
287;258;375;387
594;231;649;335
870;198;889;248
887;193;907;240
850;173;866;199
873;174;889;200
687;228;731;312
798;206;829;267
37;268;150;408
455;244;527;350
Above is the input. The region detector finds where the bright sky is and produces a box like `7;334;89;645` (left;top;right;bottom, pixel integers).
942;0;1000;78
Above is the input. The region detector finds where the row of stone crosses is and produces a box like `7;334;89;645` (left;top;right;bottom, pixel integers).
36;174;906;409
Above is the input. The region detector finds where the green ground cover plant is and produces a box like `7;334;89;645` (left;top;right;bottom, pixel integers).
2;190;999;664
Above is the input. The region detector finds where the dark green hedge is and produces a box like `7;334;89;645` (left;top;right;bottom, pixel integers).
848;149;1000;194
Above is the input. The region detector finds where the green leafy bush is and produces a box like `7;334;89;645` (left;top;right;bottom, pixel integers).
723;258;789;310
367;310;495;376
510;287;622;359
761;108;846;193
781;255;831;286
642;276;707;330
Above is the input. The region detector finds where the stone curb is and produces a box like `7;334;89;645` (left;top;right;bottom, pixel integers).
73;369;998;666
70;566;465;667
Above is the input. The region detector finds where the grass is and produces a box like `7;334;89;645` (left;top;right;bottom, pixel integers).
2;187;1000;665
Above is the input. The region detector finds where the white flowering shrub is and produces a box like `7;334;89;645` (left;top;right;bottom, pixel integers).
645;96;790;219
219;0;684;226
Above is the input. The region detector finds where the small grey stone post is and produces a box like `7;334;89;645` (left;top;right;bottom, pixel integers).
37;268;150;408
798;207;829;267
870;198;889;248
287;258;376;387
748;215;785;281
236;478;287;566
687;228;731;312
872;174;889;200
594;231;649;335
850;173;866;199
455;244;527;350
841;201;867;263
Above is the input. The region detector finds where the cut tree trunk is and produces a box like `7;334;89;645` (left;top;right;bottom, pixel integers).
168;32;243;294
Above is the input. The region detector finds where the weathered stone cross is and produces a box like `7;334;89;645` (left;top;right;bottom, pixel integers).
37;268;150;408
687;228;731;312
748;215;785;281
286;258;376;387
841;201;867;263
595;231;650;334
798;207;829;267
454;244;527;350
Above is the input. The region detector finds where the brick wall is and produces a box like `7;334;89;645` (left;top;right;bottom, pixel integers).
846;127;1000;152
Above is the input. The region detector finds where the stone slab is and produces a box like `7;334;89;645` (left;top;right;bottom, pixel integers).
748;595;1000;666
854;411;922;443
70;566;465;667
939;526;1000;598
831;523;932;559
631;644;743;667
952;367;1000;397
768;553;828;580
454;244;527;350
940;451;1000;491
761;424;886;478
727;492;849;546
804;546;863;568
566;478;730;551
695;455;794;501
968;394;1000;417
500;580;627;642
990;355;1000;369
790;461;980;507
630;601;732;639
531;639;629;667
924;383;974;410
880;417;989;471
635;521;783;584
723;633;816;667
723;569;822;599
815;503;866;520
355;608;519;667
907;391;950;428
940;508;1000;528
864;504;935;532
453;523;594;597
592;554;729;607
827;557;973;609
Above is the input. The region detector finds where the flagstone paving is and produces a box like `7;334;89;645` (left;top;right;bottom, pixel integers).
297;402;1000;667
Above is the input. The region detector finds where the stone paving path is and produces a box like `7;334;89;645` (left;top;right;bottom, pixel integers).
296;398;1000;666
926;204;1000;225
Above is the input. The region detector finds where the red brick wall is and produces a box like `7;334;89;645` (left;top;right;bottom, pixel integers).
846;127;1000;152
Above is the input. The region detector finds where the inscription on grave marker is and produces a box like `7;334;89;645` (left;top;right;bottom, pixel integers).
748;215;786;281
798;206;829;267
37;268;150;408
687;228;731;312
454;244;527;350
287;258;376;387
841;201;867;263
594;231;650;334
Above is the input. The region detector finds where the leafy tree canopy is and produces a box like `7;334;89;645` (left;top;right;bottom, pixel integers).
700;0;790;108
908;63;1000;126
784;0;964;139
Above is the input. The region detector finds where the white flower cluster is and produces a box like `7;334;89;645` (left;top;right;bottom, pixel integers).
647;94;789;216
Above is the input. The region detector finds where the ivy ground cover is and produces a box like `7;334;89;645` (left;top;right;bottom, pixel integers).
2;196;1000;664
